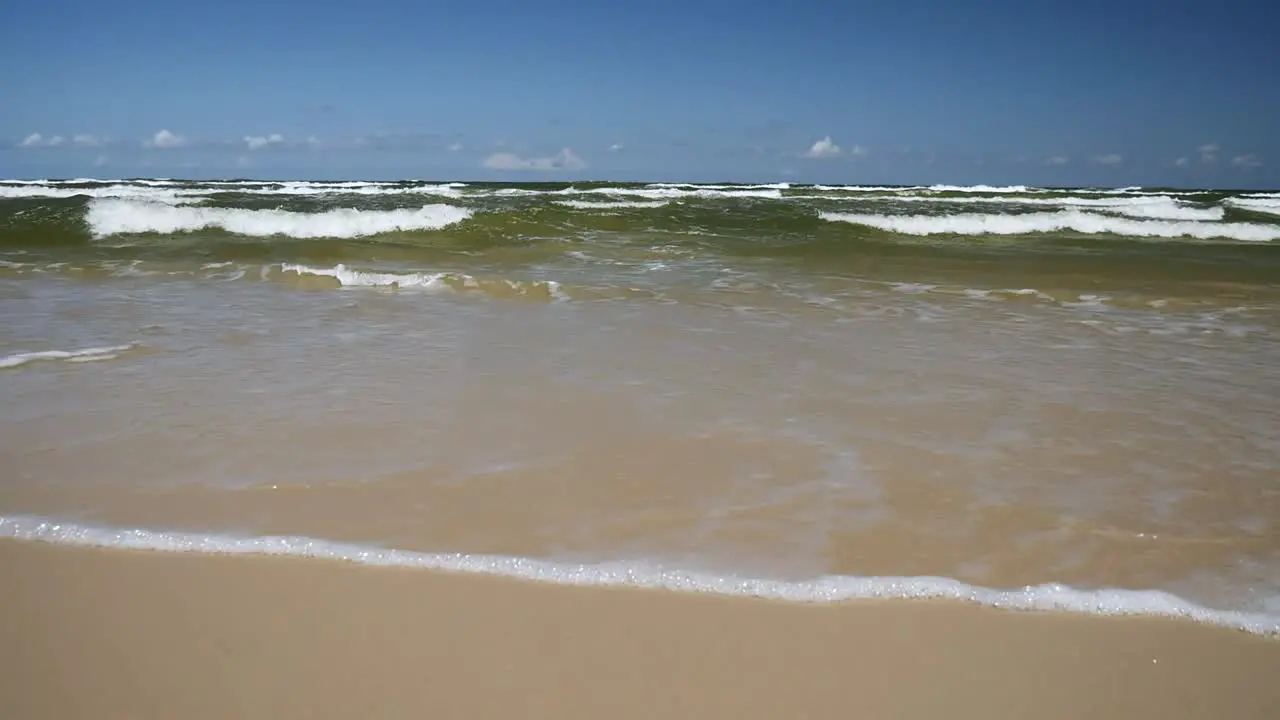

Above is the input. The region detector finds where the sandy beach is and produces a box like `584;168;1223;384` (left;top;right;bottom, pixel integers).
2;539;1277;719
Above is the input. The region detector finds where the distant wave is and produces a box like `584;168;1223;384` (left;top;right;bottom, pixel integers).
555;200;671;209
819;210;1280;241
0;183;201;202
1;181;465;201
870;195;1225;221
566;187;783;200
86;199;473;239
1226;197;1280;217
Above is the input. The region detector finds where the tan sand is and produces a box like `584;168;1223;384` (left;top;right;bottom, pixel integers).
2;539;1278;720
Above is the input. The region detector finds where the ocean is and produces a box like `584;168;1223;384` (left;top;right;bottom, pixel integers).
2;178;1278;633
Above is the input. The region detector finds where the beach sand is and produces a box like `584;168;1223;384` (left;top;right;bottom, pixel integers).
2;539;1278;719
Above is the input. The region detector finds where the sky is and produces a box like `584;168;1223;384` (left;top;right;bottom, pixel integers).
1;0;1277;187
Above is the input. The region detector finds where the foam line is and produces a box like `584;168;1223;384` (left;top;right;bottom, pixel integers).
0;515;1275;635
555;200;671;209
819;210;1280;241
281;263;448;288
0;343;135;369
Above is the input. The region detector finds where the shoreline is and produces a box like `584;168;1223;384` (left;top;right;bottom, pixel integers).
3;538;1279;719
4;515;1277;635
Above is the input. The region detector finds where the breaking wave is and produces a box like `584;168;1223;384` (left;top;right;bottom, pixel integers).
279;263;570;300
86;199;473;239
819;210;1280;241
866;195;1224;221
555;200;671;210
1226;198;1280;217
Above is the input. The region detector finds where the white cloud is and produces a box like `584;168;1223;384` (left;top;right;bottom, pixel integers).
17;133;83;148
1044;155;1069;166
93;155;109;167
147;129;187;149
243;133;284;150
1093;153;1123;165
447;142;464;152
804;136;841;158
1174;157;1189;167
482;148;586;171
1232;154;1262;168
73;134;100;147
608;143;624;152
1199;143;1219;164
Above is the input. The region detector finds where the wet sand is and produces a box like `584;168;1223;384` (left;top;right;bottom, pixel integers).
2;539;1278;719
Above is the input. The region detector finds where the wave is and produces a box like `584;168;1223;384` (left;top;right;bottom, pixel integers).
280;263;570;300
0;343;137;369
0;514;1274;635
210;182;466;198
566;187;784;200
1225;198;1280;217
924;184;1033;193
819;210;1280;241
86;199;473;239
810;194;1225;221
1;182;466;201
0;184;201;203
555;200;671;210
947;196;1218;221
646;182;792;191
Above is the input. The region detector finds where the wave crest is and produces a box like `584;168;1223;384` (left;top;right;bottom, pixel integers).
86;199;473;239
280;263;570;300
819;210;1280;241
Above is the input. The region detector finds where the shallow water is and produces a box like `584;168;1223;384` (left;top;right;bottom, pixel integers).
3;178;1279;632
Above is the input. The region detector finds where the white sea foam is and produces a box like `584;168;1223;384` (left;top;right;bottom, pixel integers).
819;210;1280;241
1097;198;1224;221
281;263;449;289
555;200;671;209
823;194;1225;221
565;187;783;200
925;184;1032;193
1226;198;1280;216
86;200;472;239
0;180;468;201
0;515;1275;635
218;182;466;198
0;343;136;369
280;263;570;299
808;185;915;193
646;183;791;191
0;184;200;203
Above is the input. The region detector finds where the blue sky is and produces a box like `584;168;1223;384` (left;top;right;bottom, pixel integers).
2;0;1276;187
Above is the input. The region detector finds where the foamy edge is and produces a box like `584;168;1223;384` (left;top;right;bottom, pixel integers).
0;515;1274;635
819;210;1280;241
0;343;136;369
86;200;473;239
